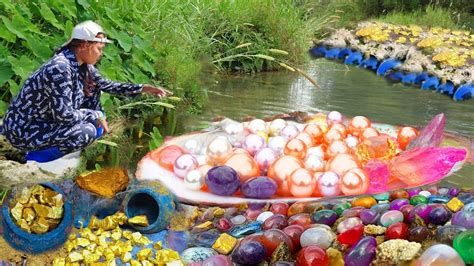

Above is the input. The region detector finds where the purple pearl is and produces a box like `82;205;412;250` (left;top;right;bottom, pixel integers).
408;204;432;224
407;188;421;198
448;187;460;197
342;207;365;218
205;166;240;196
360;209;379;225
390;199;410;211
344;236;377;266
241;176;277;199
429;207;452;225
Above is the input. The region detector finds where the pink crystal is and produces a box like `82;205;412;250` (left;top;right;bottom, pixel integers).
408;113;445;149
389;147;467;187
365;159;390;194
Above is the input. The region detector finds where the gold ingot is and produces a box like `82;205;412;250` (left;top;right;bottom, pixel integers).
11;202;24;221
76;168;129;198
128;215;149;227
30;217;50;234
212;233;237;255
68;252;84;263
76;237;91;247
130;260;141;266
447;197;464;212
137;248;153;261
17;219;31;233
123;230;133;240
17;187;31;204
131;232;142;243
195;221;212;230
154;241;163;250
53;258;66;266
121;252;132;263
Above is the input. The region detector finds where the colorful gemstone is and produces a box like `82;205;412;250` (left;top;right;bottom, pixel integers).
337;224;364;245
344;236;376;266
296;246;329;266
385;222;409;240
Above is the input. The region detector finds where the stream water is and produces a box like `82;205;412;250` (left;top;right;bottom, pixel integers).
176;58;473;187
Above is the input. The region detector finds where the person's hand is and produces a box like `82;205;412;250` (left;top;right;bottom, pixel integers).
142;85;172;98
96;117;109;134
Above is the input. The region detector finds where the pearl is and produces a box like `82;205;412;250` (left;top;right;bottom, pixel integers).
184;169;204;190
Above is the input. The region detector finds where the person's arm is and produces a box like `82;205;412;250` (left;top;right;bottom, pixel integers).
90;65;143;95
45;63;103;124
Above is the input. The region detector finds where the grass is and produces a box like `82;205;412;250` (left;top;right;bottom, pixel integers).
377;6;459;29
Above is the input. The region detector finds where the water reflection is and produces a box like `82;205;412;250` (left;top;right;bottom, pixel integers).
178;59;473;185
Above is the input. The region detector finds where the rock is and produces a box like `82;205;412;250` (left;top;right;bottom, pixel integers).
374;239;421;264
0;160;59;188
76;168;129;198
364;224;386;235
181;247;218;264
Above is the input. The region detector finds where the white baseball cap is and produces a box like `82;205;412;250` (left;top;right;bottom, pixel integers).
62;20;113;47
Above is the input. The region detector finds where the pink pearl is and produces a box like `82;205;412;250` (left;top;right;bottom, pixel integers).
173;154;198;178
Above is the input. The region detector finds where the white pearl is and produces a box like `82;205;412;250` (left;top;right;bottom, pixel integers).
184;170;204;190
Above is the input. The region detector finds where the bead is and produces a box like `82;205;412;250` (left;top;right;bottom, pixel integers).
407;188;422;198
408;204;432;224
342;207;365;218
312;210;338;226
343;236;376;266
453;230;474;264
448;187;461;197
385;222;409;240
428;195;450;204
206;137;233;164
352;197;377;208
201;254;233;266
300;227;335;249
337;224;364;245
447;197;465;212
415;244;464;266
379;210;404;227
296;246;329;266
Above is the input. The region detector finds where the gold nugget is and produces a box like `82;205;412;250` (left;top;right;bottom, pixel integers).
128;215;149;227
212;233;237;255
137;248;152;261
11;202;24;221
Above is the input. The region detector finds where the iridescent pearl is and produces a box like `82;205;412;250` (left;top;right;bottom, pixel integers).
269;119;288;136
268;136;288;155
247;119;267;134
254;148;278;173
306;146;326;160
325;153;360;177
345;135;359;149
327;111;343;126
243;134;266;156
206;137;233;164
184;169;204;190
184;139;201;154
340;168;369;196
284;138;307;160
287;168;316;197
317;171;341;197
304;155;325;172
174;154;199;178
327;140;350;158
281;125;299;139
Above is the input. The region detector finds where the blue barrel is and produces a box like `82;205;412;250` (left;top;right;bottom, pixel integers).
324;48;341;59
344;51;362;65
337;48;352;59
421;77;439;90
2;183;72;254
123;182;177;234
386;71;404;82
401;73;418;85
309;46;327;58
437;81;454;95
414;72;430;85
359;56;378;70
453;84;473;101
376;59;401;76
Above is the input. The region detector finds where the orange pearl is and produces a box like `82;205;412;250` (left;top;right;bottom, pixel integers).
150;145;186;172
360;127;379;141
303;124;324;145
287;168;316;197
284;138;307;160
268;155;304;196
340;168;369;196
224;153;259;183
295;132;313;148
397;126;419;150
325;153;361;177
329;123;348;137
348;116;371;137
312;172;324;197
324;129;344;143
326;140;351;158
